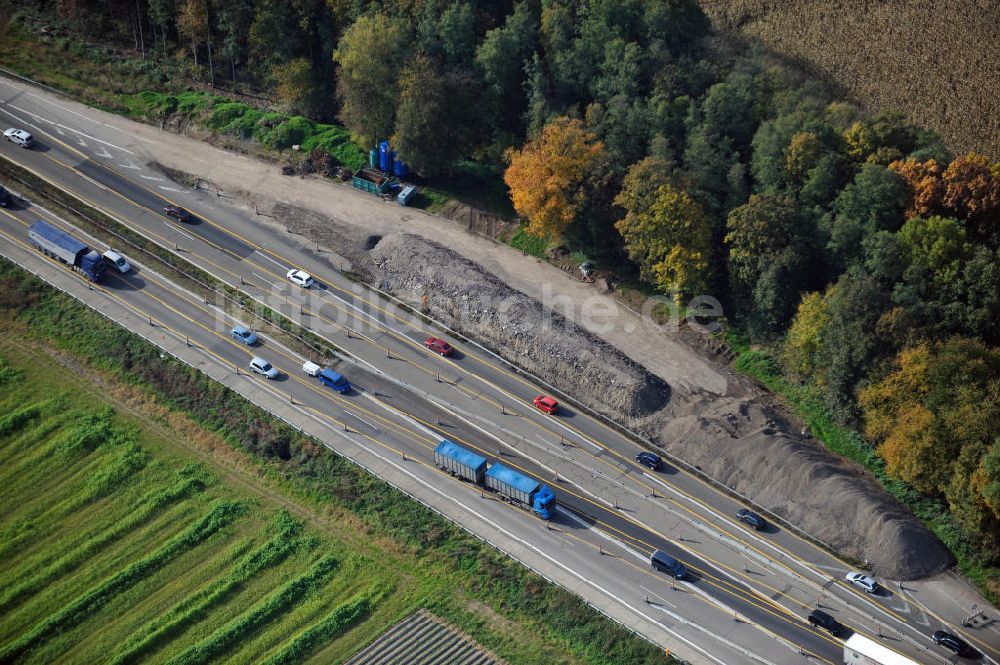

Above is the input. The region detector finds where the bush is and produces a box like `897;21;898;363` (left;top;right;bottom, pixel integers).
510;225;548;257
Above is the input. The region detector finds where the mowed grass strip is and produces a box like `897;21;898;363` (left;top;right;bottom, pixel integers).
0;500;246;661
163;554;339;665
107;512;305;665
0;470;206;613
264;591;376;665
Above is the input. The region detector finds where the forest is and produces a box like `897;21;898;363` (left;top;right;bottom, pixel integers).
6;0;1000;583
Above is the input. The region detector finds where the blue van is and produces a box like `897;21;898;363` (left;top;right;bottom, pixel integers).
317;368;351;393
650;550;687;579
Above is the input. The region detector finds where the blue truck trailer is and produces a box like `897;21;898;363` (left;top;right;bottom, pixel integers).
28;220;106;282
434;440;556;519
434;440;487;484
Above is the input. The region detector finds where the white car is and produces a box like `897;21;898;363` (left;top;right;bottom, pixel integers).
102;249;131;273
844;572;880;593
4;127;34;148
287;268;314;288
249;356;279;379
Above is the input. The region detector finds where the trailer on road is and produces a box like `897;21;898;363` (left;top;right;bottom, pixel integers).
28;220;106;282
843;634;921;665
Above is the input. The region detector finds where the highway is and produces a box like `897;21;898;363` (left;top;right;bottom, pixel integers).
2;74;997;665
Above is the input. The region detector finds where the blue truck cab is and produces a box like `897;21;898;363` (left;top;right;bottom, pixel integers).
317;368;351;393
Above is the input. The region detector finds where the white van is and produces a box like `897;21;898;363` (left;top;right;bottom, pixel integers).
102;249;131;273
302;360;321;376
4;127;34;148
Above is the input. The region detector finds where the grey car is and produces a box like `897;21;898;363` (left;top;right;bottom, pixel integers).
249;356;279;379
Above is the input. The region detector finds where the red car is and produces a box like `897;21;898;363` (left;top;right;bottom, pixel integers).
424;336;453;356
533;395;559;414
164;204;192;222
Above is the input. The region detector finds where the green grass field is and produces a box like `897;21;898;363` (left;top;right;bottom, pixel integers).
0;345;401;664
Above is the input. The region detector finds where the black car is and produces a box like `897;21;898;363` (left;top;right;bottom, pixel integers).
0;184;11;207
807;609;841;635
635;451;663;471
736;508;766;530
932;630;970;656
164;204;192;222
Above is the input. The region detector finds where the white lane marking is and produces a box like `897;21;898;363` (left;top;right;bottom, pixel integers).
77;137;87;147
253;251;287;271
157;186;186;193
93;146;112;159
118;161;141;170
0;106;41;131
55;126;65;136
640;584;677;609
7;101;135;154
24;89;153;143
6;103;46;123
140;175;164;182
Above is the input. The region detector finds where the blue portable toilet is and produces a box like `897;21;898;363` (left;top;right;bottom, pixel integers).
369;148;378;168
385;148;395;174
379;141;390;171
394;158;409;178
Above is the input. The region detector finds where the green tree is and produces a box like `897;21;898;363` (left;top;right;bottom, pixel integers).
273;58;316;117
392;56;482;176
333;14;409;145
817;271;892;421
725;194;818;334
475;2;537;133
614;182;713;301
824;164;908;268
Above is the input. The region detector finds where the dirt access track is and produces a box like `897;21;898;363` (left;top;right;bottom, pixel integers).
16;82;950;579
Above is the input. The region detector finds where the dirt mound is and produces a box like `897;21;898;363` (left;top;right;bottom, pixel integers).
271;204;950;580
659;399;952;579
358;233;670;421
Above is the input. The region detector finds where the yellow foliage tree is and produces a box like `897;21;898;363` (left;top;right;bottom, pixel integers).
784;132;822;181
614;182;713;301
503;117;606;240
782;290;831;380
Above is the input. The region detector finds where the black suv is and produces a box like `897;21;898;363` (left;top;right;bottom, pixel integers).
736;508;766;530
807;609;841;635
635;451;662;471
932;630;970;656
0;184;11;207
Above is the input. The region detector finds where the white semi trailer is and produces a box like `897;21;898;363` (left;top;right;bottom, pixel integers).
843;634;923;665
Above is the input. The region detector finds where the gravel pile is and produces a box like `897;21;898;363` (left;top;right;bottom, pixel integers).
659;397;952;579
360;233;670;421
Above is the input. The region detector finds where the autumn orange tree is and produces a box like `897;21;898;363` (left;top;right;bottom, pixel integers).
503;116;607;239
889;157;945;219
892;153;1000;239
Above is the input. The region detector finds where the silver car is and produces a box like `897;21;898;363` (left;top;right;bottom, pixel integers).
844;571;879;593
249;356;279;379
